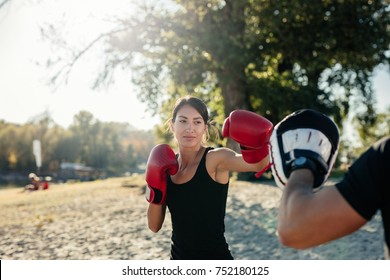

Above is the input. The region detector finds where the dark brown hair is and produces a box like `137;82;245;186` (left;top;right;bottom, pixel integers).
172;95;209;124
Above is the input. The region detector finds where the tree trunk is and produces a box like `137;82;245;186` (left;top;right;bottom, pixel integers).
219;68;252;150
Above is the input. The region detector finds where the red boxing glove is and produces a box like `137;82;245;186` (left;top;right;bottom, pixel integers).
145;144;179;204
222;110;273;163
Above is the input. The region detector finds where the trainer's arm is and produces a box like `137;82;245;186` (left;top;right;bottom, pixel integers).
147;203;167;233
277;169;367;249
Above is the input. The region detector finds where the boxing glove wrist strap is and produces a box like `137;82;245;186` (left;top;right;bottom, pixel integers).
240;145;268;164
145;185;164;205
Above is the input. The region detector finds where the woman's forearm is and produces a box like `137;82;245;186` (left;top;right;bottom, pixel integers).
147;203;166;233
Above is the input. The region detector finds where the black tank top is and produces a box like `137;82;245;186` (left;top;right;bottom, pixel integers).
166;147;233;260
336;136;390;259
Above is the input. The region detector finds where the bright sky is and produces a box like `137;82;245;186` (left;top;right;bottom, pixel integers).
0;0;389;131
0;0;161;130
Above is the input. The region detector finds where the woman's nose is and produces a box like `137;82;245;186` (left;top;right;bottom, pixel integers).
185;122;194;131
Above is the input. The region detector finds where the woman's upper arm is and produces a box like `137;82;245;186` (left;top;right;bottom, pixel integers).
210;147;269;173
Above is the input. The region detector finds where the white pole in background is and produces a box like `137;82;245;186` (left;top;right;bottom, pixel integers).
33;139;42;173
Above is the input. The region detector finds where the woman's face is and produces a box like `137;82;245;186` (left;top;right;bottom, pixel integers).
172;104;207;149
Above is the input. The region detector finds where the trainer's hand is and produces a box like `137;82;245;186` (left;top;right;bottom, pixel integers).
145;144;178;204
269;109;339;189
222;110;273;163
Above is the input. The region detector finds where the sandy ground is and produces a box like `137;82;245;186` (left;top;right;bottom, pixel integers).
0;176;385;260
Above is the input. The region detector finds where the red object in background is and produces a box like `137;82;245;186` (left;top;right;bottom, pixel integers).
42;181;49;190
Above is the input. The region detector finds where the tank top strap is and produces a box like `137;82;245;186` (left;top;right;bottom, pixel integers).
200;147;214;165
197;147;213;172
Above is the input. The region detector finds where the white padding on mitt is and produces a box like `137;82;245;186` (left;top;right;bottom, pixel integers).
282;128;333;163
270;128;338;189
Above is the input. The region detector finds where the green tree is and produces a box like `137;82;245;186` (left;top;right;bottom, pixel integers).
355;108;390;151
0;122;37;173
69;111;98;165
52;130;82;164
0;113;154;178
66;112;150;175
46;0;389;131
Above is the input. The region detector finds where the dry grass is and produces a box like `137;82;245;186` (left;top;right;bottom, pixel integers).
0;174;146;228
0;174;385;260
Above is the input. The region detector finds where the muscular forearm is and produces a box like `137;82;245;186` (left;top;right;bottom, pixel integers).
277;169;320;248
277;169;367;249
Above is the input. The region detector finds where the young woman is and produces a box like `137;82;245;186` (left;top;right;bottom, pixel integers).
145;96;273;260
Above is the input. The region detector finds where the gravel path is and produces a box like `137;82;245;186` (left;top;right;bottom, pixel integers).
0;177;385;260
